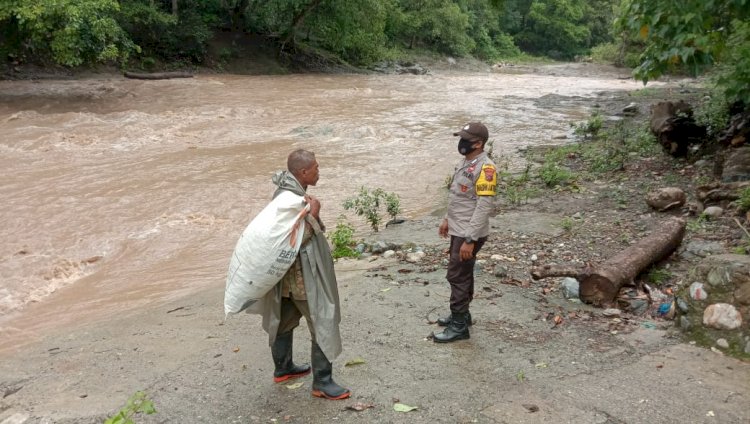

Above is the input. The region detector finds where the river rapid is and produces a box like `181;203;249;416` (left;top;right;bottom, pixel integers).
0;64;643;353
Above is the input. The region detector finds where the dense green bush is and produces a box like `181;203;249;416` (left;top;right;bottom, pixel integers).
1;0;137;66
590;42;619;64
329;219;360;259
695;89;731;139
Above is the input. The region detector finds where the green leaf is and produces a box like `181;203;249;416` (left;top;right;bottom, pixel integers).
141;400;156;414
393;403;418;412
345;357;366;367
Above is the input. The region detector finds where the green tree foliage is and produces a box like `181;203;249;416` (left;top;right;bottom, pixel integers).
117;0;218;63
462;0;520;60
0;0;623;69
513;0;590;58
619;0;750;104
306;0;391;66
0;0;137;66
249;0;327;50
390;0;475;56
583;0;618;48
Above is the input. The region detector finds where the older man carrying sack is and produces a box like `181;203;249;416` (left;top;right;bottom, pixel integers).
244;149;350;400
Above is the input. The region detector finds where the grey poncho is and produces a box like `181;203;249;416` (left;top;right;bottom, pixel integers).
246;170;343;360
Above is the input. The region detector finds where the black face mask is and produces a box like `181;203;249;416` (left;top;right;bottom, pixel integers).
458;138;478;155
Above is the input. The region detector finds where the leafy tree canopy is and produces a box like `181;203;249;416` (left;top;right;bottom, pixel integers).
0;0;621;68
1;0;137;66
619;0;750;103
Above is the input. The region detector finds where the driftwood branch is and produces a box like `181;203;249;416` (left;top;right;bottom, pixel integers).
123;71;193;80
531;217;686;306
733;217;750;239
697;181;750;205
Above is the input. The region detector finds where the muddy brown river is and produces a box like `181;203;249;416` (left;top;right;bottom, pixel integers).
0;64;645;353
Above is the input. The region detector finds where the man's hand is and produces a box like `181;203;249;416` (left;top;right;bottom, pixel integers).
438;218;449;238
459;241;474;261
305;195;321;219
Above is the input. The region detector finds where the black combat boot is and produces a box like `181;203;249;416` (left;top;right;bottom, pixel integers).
436;311;473;327
433;311;470;343
311;342;351;400
271;331;311;383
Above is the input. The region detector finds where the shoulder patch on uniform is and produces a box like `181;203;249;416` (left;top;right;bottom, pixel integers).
475;164;497;196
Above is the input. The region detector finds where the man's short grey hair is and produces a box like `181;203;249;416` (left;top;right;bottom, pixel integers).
287;149;316;176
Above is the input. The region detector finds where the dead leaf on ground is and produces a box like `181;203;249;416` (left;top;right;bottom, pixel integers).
286;382;304;390
552;315;563;328
500;278;530;288
368;265;387;272
346;402;375;412
232;347;240;353
522;403;539;413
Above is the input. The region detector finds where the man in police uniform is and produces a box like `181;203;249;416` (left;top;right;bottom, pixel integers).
435;122;497;343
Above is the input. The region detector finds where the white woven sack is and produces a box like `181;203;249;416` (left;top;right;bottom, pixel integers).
224;190;309;316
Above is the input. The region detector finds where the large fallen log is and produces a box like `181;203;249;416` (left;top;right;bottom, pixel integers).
531;217;686;306
123;71;193;80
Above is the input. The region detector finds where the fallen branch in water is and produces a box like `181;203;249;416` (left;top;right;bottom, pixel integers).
123;71;193;80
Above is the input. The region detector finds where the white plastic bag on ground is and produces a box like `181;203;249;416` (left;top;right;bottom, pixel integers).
224;190;309;316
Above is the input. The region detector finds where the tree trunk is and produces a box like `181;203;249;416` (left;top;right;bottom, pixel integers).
231;0;251;32
580;217;686;305
123;71;193;80
531;217;686;306
280;0;323;51
172;0;178;16
531;264;593;281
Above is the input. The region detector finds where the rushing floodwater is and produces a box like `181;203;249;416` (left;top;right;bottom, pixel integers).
0;64;644;352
